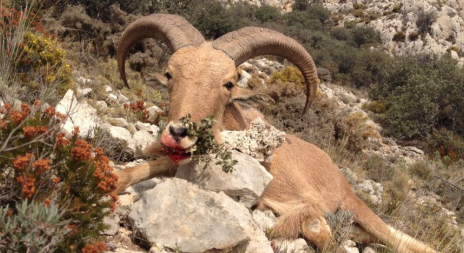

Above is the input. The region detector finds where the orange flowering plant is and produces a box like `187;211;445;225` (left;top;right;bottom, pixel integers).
0;101;117;252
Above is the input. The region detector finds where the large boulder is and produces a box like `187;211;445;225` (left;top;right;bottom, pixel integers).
128;178;254;253
176;150;273;208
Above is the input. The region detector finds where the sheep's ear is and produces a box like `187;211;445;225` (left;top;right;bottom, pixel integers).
231;87;275;106
145;73;168;92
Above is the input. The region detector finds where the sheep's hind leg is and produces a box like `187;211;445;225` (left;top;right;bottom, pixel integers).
301;216;353;253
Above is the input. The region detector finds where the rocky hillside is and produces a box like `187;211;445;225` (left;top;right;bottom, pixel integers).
223;0;464;65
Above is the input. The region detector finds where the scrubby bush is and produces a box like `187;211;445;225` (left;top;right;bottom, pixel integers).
0;102;117;252
255;5;281;23
369;55;464;145
0;6;73;102
351;26;382;48
271;66;304;89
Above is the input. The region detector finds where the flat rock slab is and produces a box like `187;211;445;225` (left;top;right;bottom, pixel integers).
128;178;253;253
176;151;273;208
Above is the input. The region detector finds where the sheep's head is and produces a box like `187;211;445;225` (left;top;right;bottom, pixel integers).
117;14;318;157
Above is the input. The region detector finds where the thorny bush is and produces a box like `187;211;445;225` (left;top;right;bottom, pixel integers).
0;101;117;252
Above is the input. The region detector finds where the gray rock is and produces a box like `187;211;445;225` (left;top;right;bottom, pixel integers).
238;69;252;88
176;151;273;208
80;88;93;97
128;178;252;253
104;85;113;93
273;238;315;253
221;117;285;163
95;101;108;112
56;89;102;138
133;130;157;151
135;121;159;136
362;246;377;253
118;93;130;103
107;93;118;103
102;123;136;151
101;213;120;235
355;180;383;205
252;209;276;232
77;76;92;85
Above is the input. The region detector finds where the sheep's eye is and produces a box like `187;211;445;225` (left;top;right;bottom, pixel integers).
224;82;234;90
164;72;172;80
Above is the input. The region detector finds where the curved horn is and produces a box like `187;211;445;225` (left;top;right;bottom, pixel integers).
117;14;205;88
212;27;317;115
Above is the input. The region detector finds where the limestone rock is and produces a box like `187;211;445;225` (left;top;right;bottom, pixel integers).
273;238;315;253
128;178;253;253
355;179;384;205
101;213;120;236
221;117;285;162
56;89;102;138
133;130;157;151
95;100;108;112
176;151;273;208
102;123;136;151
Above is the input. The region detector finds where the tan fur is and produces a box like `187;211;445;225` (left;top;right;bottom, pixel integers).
115;27;439;253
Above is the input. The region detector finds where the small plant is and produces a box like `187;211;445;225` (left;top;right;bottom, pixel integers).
123;100;149;123
408;32;419;41
363;101;386;114
324;210;354;250
271;66;305;90
393;31;406;42
0;102;118;252
162;114;237;173
0;199;70;253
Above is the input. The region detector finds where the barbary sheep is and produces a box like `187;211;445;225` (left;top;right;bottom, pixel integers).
114;14;439;253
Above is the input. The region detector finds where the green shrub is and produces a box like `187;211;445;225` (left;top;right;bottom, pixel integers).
190;1;239;39
307;4;331;25
429;128;464;164
255;5;281;23
330;27;353;43
385;79;439;138
0;102;118;252
0;200;70;253
393;31;406;42
292;0;309;11
349;49;393;88
351;26;382;47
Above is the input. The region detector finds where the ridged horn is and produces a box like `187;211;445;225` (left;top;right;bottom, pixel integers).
212;27;318;115
117;14;205;88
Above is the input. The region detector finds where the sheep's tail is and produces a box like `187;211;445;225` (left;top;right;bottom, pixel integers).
343;193;439;253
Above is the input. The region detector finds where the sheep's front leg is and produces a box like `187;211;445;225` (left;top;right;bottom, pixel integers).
113;156;178;194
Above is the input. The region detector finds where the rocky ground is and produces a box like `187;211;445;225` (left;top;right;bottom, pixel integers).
50;57;463;253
